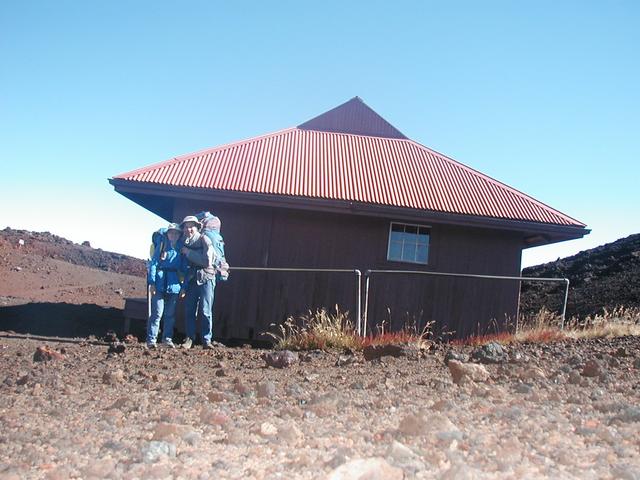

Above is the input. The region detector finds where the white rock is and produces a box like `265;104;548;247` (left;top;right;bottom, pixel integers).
141;440;176;463
259;422;278;437
398;412;459;439
387;440;415;461
387;440;426;473
448;360;490;385
326;457;404;480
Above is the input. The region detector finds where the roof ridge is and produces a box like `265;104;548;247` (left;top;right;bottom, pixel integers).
406;138;586;227
297;97;407;139
293;126;411;142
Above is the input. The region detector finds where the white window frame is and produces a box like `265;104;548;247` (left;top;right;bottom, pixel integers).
387;221;431;265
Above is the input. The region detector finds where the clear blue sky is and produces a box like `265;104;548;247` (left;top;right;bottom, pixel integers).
1;1;638;267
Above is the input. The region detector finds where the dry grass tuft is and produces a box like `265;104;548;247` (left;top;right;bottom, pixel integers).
264;307;432;351
564;306;640;339
362;315;433;347
459;305;640;346
264;306;362;351
266;305;640;350
361;331;425;347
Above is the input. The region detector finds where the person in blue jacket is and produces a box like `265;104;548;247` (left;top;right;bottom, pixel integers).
146;223;184;348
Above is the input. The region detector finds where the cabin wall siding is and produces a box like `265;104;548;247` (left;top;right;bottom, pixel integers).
174;199;522;340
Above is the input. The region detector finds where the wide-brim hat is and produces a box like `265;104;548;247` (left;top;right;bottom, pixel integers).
180;215;201;229
166;223;182;234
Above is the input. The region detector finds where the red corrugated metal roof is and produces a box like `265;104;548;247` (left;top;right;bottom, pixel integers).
114;99;585;227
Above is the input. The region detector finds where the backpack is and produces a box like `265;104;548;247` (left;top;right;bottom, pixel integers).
149;227;168;260
195;211;230;282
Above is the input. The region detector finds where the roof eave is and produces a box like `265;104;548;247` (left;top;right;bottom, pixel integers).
109;179;589;247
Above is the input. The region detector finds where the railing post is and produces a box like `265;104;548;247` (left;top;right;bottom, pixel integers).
354;270;362;336
561;278;570;330
363;270;371;337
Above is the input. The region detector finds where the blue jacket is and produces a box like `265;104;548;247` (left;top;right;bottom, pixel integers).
148;240;184;295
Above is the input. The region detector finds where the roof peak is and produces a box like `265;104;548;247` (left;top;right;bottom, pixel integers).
297;97;408;139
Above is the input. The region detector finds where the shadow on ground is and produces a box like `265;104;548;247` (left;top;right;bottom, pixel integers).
0;303;144;339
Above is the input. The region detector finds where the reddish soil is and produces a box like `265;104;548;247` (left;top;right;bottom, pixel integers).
1;327;639;479
0;228;146;338
1;229;639;478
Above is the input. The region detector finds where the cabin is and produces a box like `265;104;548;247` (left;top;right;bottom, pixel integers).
110;97;589;340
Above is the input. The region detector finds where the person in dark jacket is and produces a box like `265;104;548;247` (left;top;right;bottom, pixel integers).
180;215;216;349
146;223;183;348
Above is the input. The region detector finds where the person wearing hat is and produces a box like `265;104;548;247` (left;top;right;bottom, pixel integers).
146;223;184;348
180;215;217;349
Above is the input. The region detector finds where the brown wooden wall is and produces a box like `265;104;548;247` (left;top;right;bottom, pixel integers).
174;199;523;340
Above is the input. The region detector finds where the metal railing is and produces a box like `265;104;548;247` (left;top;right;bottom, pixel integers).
363;269;570;335
229;267;363;334
222;266;569;338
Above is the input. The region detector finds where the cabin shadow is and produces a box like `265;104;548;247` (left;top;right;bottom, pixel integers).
0;302;141;339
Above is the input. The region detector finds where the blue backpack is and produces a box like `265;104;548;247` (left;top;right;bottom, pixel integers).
150;227;168;260
195;211;230;282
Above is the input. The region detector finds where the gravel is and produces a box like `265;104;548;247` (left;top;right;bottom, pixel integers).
0;333;639;479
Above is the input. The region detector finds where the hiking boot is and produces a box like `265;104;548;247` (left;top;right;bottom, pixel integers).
162;338;176;349
146;342;157;350
202;342;214;350
181;338;193;350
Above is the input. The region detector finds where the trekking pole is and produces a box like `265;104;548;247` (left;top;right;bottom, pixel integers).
147;284;152;319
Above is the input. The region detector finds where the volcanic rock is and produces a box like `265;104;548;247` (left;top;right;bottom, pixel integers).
102;369;125;384
33;346;64;362
262;350;299;368
471;342;508;364
107;343;126;355
104;330;118;343
444;350;467;365
582;359;605;377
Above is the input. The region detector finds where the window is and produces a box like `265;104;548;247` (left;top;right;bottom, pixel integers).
387;222;430;264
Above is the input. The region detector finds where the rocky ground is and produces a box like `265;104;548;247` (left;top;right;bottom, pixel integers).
1;228;639;479
0;228;146;278
0;228;146;338
522;233;640;318
0;334;639;479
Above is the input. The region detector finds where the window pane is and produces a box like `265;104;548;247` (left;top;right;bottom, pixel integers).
401;231;415;243
389;231;403;244
418;232;429;244
402;243;417;262
391;223;404;232
405;225;418;235
388;241;402;261
415;245;429;264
